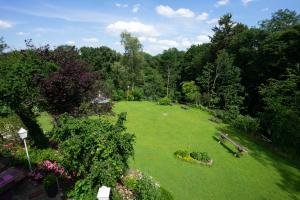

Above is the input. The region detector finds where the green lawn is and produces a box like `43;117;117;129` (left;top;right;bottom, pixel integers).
113;101;300;200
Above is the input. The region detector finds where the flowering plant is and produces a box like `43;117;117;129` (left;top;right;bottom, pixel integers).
28;160;69;182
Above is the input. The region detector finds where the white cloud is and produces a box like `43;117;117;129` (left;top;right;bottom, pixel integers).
66;41;75;45
107;21;159;36
196;35;210;44
132;4;140;13
115;3;128;8
156;5;195;18
16;31;29;36
241;0;253;5
0;20;12;28
82;37;99;42
196;12;209;21
215;0;230;7
261;8;269;12
206;18;219;24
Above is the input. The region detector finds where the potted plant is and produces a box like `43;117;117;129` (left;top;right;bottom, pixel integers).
43;174;58;197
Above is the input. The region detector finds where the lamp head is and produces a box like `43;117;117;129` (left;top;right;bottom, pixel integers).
18;127;28;139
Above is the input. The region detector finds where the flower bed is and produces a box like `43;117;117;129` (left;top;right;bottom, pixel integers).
174;150;213;166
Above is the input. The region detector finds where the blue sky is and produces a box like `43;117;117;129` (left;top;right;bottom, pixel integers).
0;0;299;54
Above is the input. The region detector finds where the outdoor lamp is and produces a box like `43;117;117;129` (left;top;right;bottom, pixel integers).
18;128;32;172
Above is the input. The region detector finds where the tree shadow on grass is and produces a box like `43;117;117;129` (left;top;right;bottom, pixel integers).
214;126;300;198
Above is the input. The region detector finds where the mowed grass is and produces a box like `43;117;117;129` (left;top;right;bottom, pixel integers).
113;101;300;200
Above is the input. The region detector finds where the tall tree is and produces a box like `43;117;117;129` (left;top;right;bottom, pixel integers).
0;37;8;53
158;48;184;98
37;46;99;116
0;48;54;146
260;9;300;32
259;68;300;155
120;32;144;90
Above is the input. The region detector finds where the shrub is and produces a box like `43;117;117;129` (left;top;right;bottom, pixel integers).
232;115;260;135
132;87;144;101
52;113;134;196
174;150;189;158
158;97;172;105
68;178;95;200
190;152;211;162
0;105;11;116
123;175;137;191
43;174;57;189
134;175;161;200
112;89;125;101
190;152;202;161
200;152;210;162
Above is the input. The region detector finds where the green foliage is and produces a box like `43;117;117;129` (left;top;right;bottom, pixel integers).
232;115;260;135
157;97;172;105
134;175;161;200
174;150;189;158
259;70;300;155
132;87;144;101
68;178;95;200
52;113;134;195
123;175;137;191
175;150;211;164
182;81;201;105
260;9;300;32
0;113;24;142
121;32;144;89
43;174;57;189
112;89;126;101
190;152;202;161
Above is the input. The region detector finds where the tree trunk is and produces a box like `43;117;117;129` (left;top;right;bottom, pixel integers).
16;108;48;148
167;66;170;98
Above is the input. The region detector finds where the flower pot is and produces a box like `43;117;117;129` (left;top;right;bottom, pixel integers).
44;184;58;198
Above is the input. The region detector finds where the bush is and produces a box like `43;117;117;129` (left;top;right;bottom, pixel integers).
134;175;161;200
52;114;135;196
112;89;125;101
200;152;210;162
43;174;57;189
123;175;137;191
158;97;172;105
0;105;11;116
132;87;144;101
232;115;260;135
190;152;202;161
190;152;210;162
174;150;189;158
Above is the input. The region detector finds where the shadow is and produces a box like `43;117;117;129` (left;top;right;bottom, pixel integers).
212;135;238;157
215;125;300;197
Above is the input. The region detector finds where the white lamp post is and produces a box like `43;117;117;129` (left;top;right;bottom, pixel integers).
18;128;32;172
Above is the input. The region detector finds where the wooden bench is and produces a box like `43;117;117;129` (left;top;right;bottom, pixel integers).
218;132;248;157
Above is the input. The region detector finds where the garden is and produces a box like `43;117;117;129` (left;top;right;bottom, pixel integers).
1;7;300;200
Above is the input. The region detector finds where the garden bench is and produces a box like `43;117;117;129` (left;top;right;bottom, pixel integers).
218;132;248;157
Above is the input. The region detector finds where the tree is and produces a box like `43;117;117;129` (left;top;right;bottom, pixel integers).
0;48;54;146
260;9;300;32
80;46;120;79
211;13;247;53
121;32;144;90
37;47;98;116
0;37;8;53
182;81;200;105
259;68;300;156
158;48;184;99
